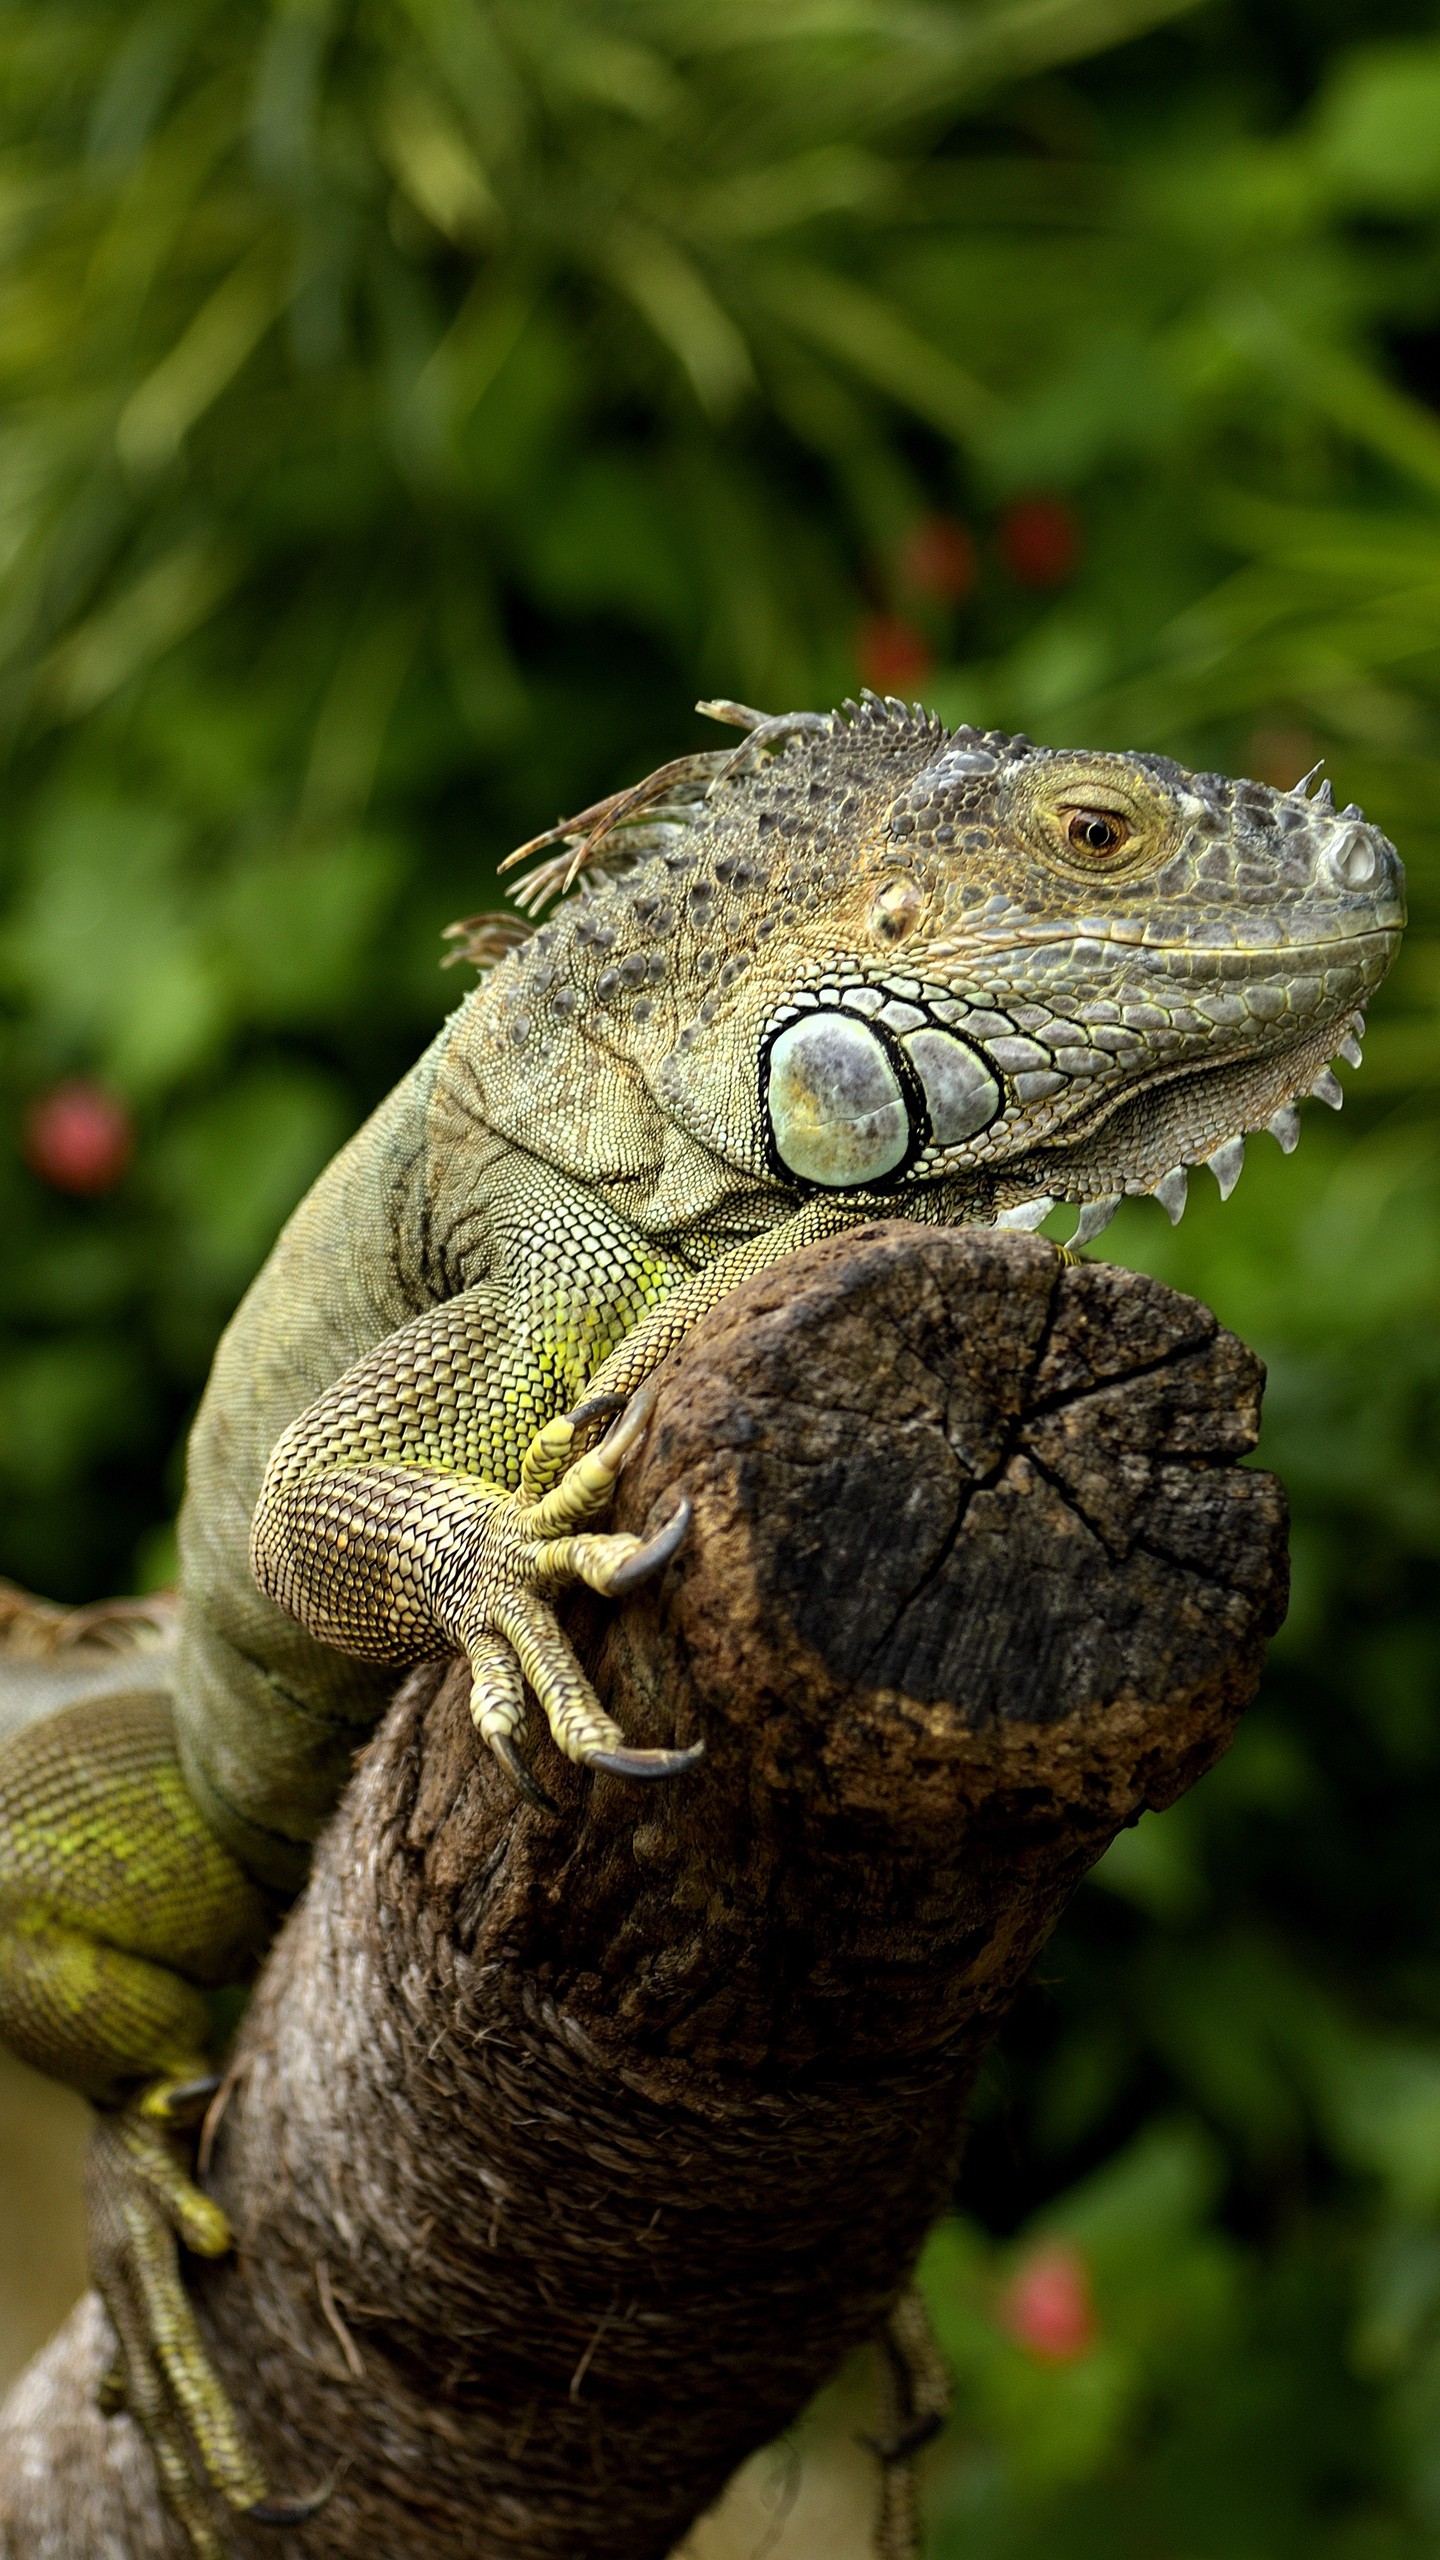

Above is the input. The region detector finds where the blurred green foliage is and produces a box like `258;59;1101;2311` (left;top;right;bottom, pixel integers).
4;0;1440;2547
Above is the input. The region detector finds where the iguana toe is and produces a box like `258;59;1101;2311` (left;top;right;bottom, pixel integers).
461;1403;695;1800
88;2090;330;2557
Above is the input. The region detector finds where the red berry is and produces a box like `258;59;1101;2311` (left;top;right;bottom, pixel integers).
23;1081;134;1196
998;2239;1097;2363
998;496;1082;589
899;515;977;605
857;613;933;694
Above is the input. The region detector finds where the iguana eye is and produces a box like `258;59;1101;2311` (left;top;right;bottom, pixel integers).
1065;808;1129;858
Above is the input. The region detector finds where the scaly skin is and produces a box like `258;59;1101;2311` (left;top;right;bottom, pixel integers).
0;694;1406;2551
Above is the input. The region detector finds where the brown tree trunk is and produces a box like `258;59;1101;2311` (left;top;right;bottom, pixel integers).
0;1225;1287;2559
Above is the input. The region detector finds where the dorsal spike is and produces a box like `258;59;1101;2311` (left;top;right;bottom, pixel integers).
498;750;726;908
440;911;536;972
715;710;830;781
696;698;769;731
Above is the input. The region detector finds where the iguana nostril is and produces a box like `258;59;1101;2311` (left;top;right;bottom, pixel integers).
901;1028;1001;1143
766;1012;910;1186
1328;825;1379;890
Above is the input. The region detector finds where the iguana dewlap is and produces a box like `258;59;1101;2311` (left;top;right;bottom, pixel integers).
0;697;1405;2552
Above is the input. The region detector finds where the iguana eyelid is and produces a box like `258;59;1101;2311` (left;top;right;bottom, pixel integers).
1053;798;1130;823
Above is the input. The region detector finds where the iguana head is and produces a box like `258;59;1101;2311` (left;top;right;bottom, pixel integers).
468;694;1404;1244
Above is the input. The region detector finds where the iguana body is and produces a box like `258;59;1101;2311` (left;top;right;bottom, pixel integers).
0;696;1405;2549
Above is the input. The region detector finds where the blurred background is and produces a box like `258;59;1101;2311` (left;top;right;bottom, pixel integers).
2;0;1440;2549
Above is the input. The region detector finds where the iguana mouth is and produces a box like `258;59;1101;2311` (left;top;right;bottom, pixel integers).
953;922;1403;959
990;1010;1366;1244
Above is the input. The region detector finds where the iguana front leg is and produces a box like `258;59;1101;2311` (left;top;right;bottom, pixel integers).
249;1319;695;1809
251;1200;850;1803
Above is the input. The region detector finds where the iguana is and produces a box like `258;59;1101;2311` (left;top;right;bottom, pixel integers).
0;695;1404;2554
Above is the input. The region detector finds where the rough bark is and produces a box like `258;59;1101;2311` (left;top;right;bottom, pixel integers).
0;1224;1288;2559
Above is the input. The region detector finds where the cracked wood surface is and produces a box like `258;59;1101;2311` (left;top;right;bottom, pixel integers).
0;1225;1287;2559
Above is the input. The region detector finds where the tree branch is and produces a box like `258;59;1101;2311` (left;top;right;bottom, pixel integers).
0;1225;1287;2559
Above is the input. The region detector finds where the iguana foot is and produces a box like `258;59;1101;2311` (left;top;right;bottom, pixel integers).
461;1384;701;1805
88;2076;331;2557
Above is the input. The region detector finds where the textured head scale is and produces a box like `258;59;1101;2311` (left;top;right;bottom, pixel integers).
469;695;1405;1243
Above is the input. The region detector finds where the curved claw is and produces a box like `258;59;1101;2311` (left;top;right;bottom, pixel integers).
567;1388;632;1440
604;1496;691;1596
583;1737;705;1783
591;1378;660;1474
96;2347;127;2417
249;2472;341;2527
488;1729;559;1815
139;2073;223;2129
860;2412;946;2464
